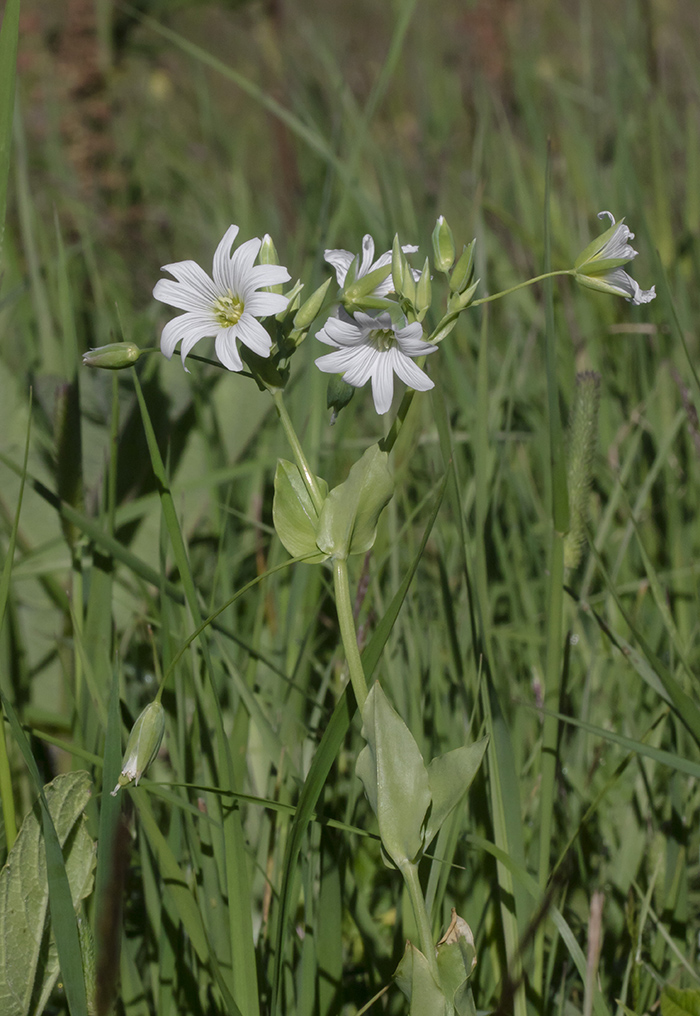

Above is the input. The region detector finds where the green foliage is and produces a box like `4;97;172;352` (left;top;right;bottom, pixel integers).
316;444;394;559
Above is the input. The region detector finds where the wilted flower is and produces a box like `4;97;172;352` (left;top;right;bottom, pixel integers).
111;701;165;796
325;234;418;298
574;211;655;305
315;311;438;415
153;225;290;371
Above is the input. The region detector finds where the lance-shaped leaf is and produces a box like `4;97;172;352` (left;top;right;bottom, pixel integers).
0;771;96;1016
436;911;478;1016
394;941;448;1016
273;459;329;563
661;986;700;1016
356;682;431;867
423;737;488;846
316;444;393;561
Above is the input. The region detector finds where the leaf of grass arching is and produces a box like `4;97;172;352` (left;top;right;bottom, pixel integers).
0;0;19;266
270;473;448;1016
0;695;90;1016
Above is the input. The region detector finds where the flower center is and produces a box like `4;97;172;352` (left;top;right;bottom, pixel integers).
368;328;396;352
213;291;244;327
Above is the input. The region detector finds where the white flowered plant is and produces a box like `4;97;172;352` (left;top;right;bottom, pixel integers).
325;233;419;298
573;210;656;305
153;224;291;371
315;310;438;415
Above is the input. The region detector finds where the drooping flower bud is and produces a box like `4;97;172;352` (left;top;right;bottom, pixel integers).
111;701;165;796
82;342;142;370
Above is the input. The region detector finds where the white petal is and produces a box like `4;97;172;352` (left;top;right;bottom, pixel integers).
603;268;655;303
324;248;354;286
370;353;395;414
228;237;262;292
315;348;362;374
597;210;616;227
160;313;216;359
235;314;273;356
245;291;289;317
358;235;376;277
600;222;637;261
388;348;434;391
243;264;291;293
341;345;378;387
180;327;211;369
154;265;218;310
317;317;365;347
355;310;392;331
215;329;244;371
212;225;241;290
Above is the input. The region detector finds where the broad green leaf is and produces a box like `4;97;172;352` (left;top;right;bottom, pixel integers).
356;682;430;866
273;459;328;562
394;940;447;1016
423;738;488;846
661;987;700;1016
0;771;95;1016
316;444;393;560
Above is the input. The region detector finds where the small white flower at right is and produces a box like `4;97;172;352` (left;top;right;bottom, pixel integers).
324;234;419;298
315;311;438;415
574;210;655;305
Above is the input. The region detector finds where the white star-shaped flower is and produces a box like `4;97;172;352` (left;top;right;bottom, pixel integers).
315;311;438;415
574;211;655;305
324;234;418;298
153;225;291;371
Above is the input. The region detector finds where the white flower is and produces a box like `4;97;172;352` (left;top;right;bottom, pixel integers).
315;311;438;415
574;210;655;305
153;225;291;371
324;234;419;298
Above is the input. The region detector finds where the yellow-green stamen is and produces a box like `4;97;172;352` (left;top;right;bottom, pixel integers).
214;292;244;327
369;328;395;352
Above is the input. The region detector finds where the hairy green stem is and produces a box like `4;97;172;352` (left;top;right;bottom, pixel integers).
400;860;439;982
332;558;368;709
273;389;325;514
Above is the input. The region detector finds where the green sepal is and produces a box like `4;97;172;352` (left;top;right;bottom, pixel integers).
316;444;393;560
292;277;332;335
416;257;432;315
394;941;448;1016
356;682;431;868
432;215;455;273
273;459;329;563
449;240;476;294
573;272;629;298
423;737;488;846
573;220;621;270
436;912;477;1016
343;262;393;303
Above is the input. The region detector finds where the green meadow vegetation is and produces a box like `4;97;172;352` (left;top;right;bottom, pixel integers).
1;0;700;1014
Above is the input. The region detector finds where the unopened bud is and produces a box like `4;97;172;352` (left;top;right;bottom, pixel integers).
111;701;165;795
260;234;284;294
449;239;476;294
432;215;455;273
416;257;432;314
82;342;141;370
294;277;332;332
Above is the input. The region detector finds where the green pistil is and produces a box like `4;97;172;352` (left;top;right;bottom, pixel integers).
369;328;395;352
214;292;244;327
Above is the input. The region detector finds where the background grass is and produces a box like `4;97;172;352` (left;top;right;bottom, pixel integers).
1;0;700;1013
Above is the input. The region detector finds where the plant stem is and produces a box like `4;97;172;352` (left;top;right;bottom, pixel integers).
332;557;368;709
400;860;439;982
471;269;574;307
273;389;325;514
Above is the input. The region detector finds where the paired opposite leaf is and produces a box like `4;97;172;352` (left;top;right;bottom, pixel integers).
316;444;393;560
273;459;329;563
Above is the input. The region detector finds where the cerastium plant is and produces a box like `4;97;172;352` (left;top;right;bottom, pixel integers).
79;207;655;1015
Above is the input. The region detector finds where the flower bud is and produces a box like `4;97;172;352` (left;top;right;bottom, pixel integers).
111;701;165;795
82;342;141;370
449;239;476;294
293;277;332;332
431;215;455;273
415;257;432;314
260;234;284;294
